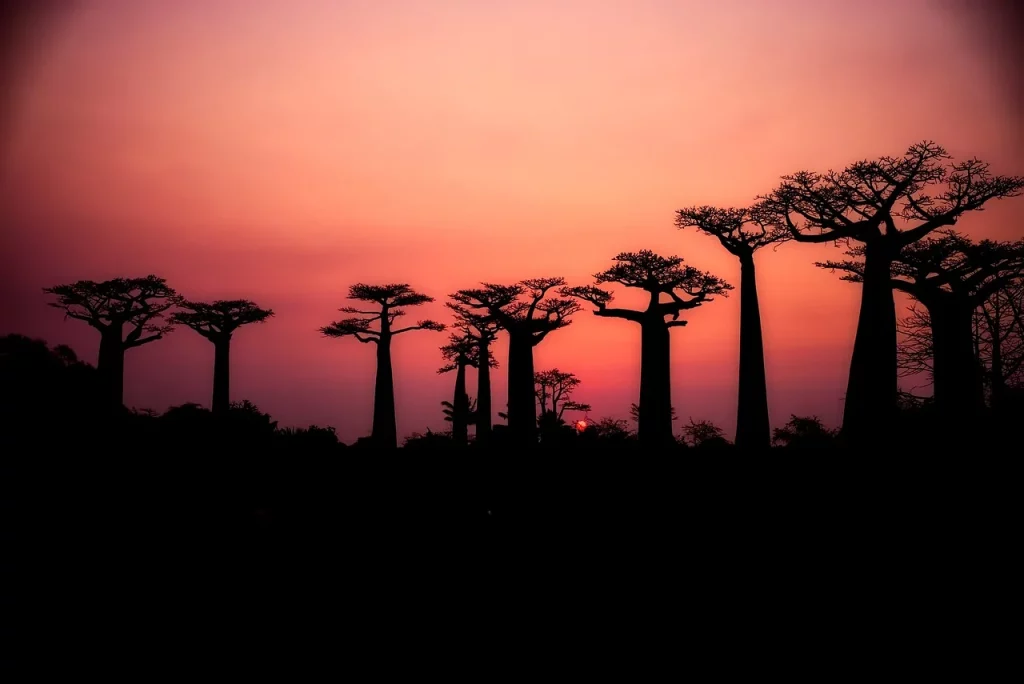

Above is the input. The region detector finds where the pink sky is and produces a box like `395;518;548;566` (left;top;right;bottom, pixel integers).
1;0;1022;443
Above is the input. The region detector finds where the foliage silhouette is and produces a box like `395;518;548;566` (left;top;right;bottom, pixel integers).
563;251;731;446
756;141;1024;445
820;231;1024;419
171;299;274;415
771;415;839;448
681;418;730;449
43;275;180;412
444;306;501;444
676;206;786;449
450;279;579;445
534;368;591;421
320;284;445;449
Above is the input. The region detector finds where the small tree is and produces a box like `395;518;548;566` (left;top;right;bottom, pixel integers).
756;141;1024;445
681;418;729;449
563;251;730;446
676;206;786;449
438;331;494;445
170;299;274;415
450;279;579;445
321;284;445;449
534;368;591;421
43;275;179;412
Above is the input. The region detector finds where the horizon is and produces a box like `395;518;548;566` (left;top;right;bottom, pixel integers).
2;0;1023;443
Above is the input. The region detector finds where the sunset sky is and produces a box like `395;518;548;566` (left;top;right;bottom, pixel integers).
2;0;1022;443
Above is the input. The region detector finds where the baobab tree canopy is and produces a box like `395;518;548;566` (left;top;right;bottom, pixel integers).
450;278;580;341
44;275;179;345
320;283;445;341
675;206;787;256
171;300;275;339
562;250;732;322
755;141;1024;246
819;232;1024;299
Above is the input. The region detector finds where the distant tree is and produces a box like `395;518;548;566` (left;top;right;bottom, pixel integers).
451;279;579;445
771;415;839;448
681;418;730;449
756;141;1024;445
563;251;731;446
583;417;635;444
438;332;492;445
170;299;274;415
43;276;180;412
444;306;501;443
820;232;1024;418
321;284;445;449
534;369;591;421
676;206;786;449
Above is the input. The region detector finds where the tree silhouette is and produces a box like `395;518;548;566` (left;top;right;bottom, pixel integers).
676;206;786;449
170;300;274;415
563;251;731;446
444;305;501;444
821;232;1024;418
438;331;493;445
320;284;445;449
534;368;591;421
450;279;579;445
43;275;179;412
756;141;1024;444
977;281;1024;407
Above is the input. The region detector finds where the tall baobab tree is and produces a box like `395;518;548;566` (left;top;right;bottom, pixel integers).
320;284;445;449
438;331;495;445
170;299;275;415
445;305;501;443
675;206;786;449
534;368;591;421
451;278;579;445
562;251;731;446
820;232;1024;418
756;141;1023;444
43;275;179;412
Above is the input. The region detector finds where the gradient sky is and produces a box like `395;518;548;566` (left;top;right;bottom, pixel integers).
2;0;1022;443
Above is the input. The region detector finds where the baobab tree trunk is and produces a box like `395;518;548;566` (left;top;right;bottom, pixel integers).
638;320;673;446
506;332;537;446
212;338;231;416
842;243;898;445
736;255;771;449
986;311;1007;410
452;360;469;445
97;325;125;414
476;339;492;444
931;302;984;420
372;336;398;449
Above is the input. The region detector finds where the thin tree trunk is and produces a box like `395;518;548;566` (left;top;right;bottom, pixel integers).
638;320;673;446
842;242;897;445
506;331;537;446
212;337;231;416
736;255;771;449
372;335;397;449
987;308;1007;410
452;360;468;445
476;339;492;444
97;325;125;414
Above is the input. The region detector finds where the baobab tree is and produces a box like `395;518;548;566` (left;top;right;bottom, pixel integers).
756;141;1023;444
444;304;501;443
562;251;731;446
320;284;445;449
43;275;179;412
821;232;1024;419
534;368;591;421
438;331;495;445
675;206;786;449
170;299;274;415
450;278;579;445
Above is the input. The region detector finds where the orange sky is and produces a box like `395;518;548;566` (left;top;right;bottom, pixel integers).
2;0;1022;442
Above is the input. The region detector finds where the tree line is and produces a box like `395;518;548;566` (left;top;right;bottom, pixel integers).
37;141;1024;449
